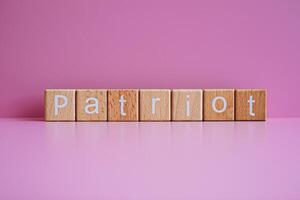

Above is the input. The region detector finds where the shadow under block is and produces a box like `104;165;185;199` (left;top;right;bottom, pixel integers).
140;89;171;121
235;89;266;121
172;89;203;121
76;89;107;121
203;89;235;121
44;89;76;121
107;89;139;121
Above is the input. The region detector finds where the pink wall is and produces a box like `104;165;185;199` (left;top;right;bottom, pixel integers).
0;0;299;117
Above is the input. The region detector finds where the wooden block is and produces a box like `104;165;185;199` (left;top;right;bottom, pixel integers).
107;89;139;121
76;89;107;121
140;89;171;121
203;89;234;121
235;89;266;121
44;89;75;121
172;89;203;121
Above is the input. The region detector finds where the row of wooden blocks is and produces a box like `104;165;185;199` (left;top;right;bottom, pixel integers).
44;89;266;121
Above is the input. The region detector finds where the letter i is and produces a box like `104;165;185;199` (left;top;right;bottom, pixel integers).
186;95;190;117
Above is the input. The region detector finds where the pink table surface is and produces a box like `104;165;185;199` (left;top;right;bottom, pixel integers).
0;118;299;199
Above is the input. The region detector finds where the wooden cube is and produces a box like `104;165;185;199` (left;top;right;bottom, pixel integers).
235;89;266;121
44;89;76;121
172;89;203;121
203;89;234;121
76;89;107;121
140;89;171;121
107;89;139;121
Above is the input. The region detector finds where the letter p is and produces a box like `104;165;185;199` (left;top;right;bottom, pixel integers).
54;95;68;115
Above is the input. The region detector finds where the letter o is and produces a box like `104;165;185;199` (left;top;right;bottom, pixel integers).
211;96;227;113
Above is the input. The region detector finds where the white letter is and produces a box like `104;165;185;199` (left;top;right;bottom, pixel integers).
152;97;160;114
186;95;190;116
212;96;227;113
84;97;99;114
54;95;68;115
248;95;255;116
119;95;126;116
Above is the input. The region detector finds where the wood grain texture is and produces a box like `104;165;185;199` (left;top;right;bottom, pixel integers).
235;89;266;121
140;89;171;121
107;89;139;121
44;89;75;121
172;89;203;121
76;89;107;121
203;89;234;121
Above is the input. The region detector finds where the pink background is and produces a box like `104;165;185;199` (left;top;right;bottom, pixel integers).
0;0;299;117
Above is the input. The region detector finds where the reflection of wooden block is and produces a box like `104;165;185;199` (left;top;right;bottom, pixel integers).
140;89;171;121
45;89;76;121
235;89;266;121
203;89;234;121
107;89;139;121
76;89;107;121
172;89;203;121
